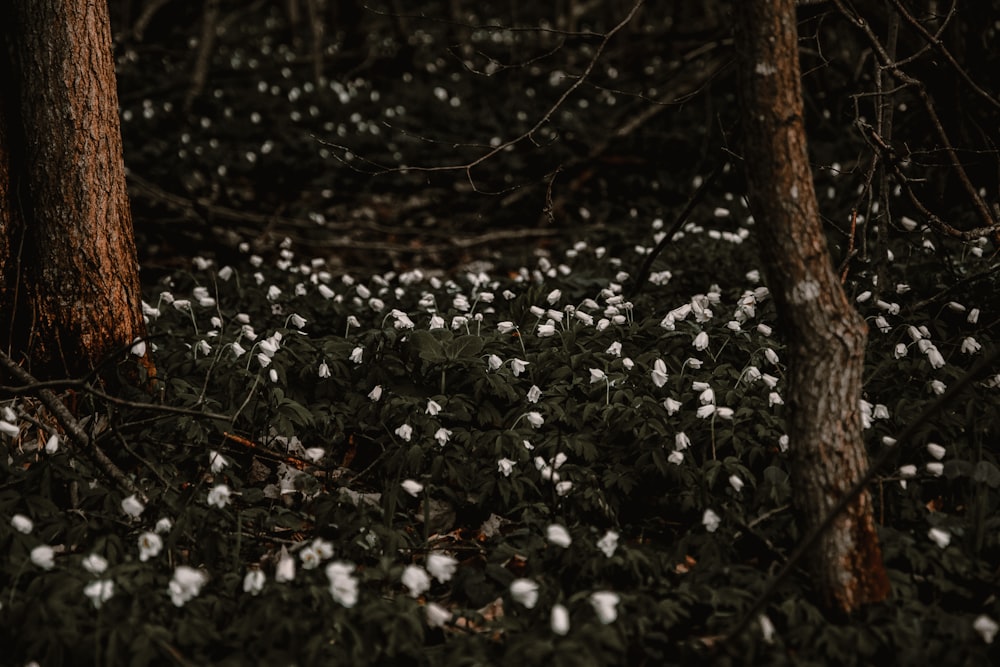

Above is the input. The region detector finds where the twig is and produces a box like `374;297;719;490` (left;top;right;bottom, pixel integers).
838;208;858;283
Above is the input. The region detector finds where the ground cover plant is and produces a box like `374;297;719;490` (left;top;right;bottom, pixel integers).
3;211;1000;665
3;2;1000;665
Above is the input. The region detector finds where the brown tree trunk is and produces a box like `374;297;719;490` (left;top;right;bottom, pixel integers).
0;0;149;380
733;0;891;614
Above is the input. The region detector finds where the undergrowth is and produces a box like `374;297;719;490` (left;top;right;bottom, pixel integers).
2;213;999;666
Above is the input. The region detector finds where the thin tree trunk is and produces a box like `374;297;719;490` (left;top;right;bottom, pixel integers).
733;0;890;614
0;0;148;380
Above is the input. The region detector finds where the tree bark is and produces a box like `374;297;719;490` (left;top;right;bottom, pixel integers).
0;0;149;380
733;0;891;614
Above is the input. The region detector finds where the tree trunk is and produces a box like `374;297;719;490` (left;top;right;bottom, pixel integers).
0;0;149;380
733;0;891;614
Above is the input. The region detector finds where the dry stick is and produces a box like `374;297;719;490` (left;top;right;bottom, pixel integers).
719;344;1000;650
838;208;858;284
886;0;1000;111
889;0;955;68
132;0;171;41
629;161;726;298
832;0;997;232
184;0;221;113
0;350;146;502
874;7;899;300
853;119;1000;242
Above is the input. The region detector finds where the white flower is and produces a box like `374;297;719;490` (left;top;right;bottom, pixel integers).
973;615;999;644
546;289;562;304
546;524;572;548
556;481;573;496
121;494;145;518
11;514;33;534
497;321;517;334
402;565;432;598
606;341;622;357
759;614;776;643
526;411;544;428
269;368;278;383
497;458;516;477
968;308;980;324
326;561;359;608
391;310;415;329
926;443;946;460
698;386;715;405
589;591;620;624
31;545;55;570
899;464;917;478
168;566;208;607
768;391;784;407
757;323;772;336
589;368;607;384
675;432;691;450
368;385;383;401
426;399;442;416
208;450;229;473
401;479;424;497
304;447;325;462
597;530;619;558
961;337;982;354
536;324;557;337
45;434;60;454
434;428;452;446
84;579;115;609
425;602;452;628
429;315;445;329
138;532;163;562
207;484;232;508
894;343;908;359
696;404;716;419
318;361;331;378
692;331;709;351
395;424;414;441
929;380;946;395
350;346;364;364
764;348;779;365
243;569;266;595
668;451;684;465
928;527;951;549
511;358;529;376
927;462;944;477
275;548;296;582
663;397;682;415
651;359;668;388
426;552;458;583
510;578;540;608
300;545;322;570
527;385;542;403
702;509;721;532
551;603;571;635
488;354;503;371
82;553;108;574
155;517;173;534
926;345;945;369
729;475;744;492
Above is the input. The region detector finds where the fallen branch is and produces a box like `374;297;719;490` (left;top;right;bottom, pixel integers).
0;350;146;502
